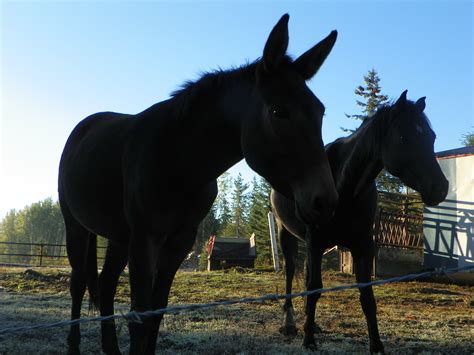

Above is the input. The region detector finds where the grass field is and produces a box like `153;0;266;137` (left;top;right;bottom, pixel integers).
0;266;473;354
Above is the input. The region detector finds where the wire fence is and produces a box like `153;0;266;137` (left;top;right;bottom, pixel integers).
0;264;472;336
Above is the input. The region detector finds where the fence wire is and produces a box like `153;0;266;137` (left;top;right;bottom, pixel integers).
0;264;472;336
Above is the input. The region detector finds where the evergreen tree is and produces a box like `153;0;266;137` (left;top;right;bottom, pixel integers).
343;69;389;132
461;129;474;147
247;177;273;267
344;69;404;193
195;203;219;252
215;172;232;235
222;173;249;237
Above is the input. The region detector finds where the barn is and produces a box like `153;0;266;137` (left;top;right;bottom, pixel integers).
206;234;256;271
423;146;474;282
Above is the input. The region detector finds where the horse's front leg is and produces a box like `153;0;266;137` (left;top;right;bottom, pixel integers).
352;246;384;354
303;226;324;350
128;231;154;355
145;225;198;353
279;226;298;337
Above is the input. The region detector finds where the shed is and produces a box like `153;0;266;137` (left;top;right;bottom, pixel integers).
423;146;474;282
206;234;256;271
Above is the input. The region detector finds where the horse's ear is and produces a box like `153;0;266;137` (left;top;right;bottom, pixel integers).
293;30;337;80
415;97;426;112
262;14;290;72
395;90;408;107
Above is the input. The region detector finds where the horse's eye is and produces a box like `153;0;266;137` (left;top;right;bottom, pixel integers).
271;106;290;120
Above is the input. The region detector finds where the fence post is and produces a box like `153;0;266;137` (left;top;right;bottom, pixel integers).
267;212;280;272
39;243;44;267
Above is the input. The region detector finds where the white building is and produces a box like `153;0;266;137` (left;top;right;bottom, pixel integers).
423;146;474;281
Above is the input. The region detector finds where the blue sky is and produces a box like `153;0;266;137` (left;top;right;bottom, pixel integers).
0;0;472;219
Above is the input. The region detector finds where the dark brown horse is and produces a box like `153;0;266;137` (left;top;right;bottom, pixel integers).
58;14;339;354
271;91;448;353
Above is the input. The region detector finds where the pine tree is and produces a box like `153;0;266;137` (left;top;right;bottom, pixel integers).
343;69;389;133
247;177;273;267
215;172;232;235
222;173;249;237
195;204;219;253
461;129;474;147
344;69;404;193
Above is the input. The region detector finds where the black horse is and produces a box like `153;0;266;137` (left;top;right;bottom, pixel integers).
59;14;339;354
271;91;449;353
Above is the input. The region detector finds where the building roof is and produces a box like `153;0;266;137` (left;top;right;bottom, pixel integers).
436;146;474;159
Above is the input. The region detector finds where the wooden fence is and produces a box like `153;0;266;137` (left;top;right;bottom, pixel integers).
374;209;424;249
0;241;107;267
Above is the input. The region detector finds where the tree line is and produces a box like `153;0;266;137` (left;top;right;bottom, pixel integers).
194;173;274;267
0;198;68;265
0;176;276;267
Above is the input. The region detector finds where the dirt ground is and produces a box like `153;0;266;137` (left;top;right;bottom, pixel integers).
0;267;473;354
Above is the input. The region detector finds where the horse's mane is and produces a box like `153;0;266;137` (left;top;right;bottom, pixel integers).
335;99;435;147
170;63;255;99
169;55;294;119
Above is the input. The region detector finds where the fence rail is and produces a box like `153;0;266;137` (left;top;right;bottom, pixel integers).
374;209;424;249
0;241;107;267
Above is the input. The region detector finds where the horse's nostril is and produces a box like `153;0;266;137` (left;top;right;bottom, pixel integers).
434;181;448;195
312;197;336;221
312;198;323;214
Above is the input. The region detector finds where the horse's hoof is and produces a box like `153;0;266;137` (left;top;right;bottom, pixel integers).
67;346;80;355
303;337;317;351
312;323;323;334
279;325;298;337
370;341;385;354
103;346;122;355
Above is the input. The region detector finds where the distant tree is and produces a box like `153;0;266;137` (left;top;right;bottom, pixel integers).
22;198;64;245
247;177;273;267
0;210;22;263
0;210;20;242
194;204;219;253
215;172;232;235
222;173;249;237
344;69;404;193
0;198;65;264
461;129;474;147
342;68;389;133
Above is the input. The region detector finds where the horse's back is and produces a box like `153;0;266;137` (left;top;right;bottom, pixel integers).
59;112;134;239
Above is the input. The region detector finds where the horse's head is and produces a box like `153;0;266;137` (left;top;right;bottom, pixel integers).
382;90;448;206
242;14;338;224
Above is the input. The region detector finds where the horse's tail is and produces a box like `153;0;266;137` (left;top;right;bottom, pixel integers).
87;233;100;311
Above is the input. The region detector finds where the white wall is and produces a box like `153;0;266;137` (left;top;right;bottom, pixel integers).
423;154;474;269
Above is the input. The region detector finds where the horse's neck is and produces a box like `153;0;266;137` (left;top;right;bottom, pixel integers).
332;113;386;198
164;71;257;185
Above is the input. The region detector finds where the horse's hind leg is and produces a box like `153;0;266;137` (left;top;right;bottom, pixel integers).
279;226;298;337
99;240;128;355
63;211;93;355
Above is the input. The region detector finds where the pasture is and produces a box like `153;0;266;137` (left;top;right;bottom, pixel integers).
0;266;472;354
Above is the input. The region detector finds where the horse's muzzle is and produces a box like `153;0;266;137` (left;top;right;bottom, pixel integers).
421;178;449;206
